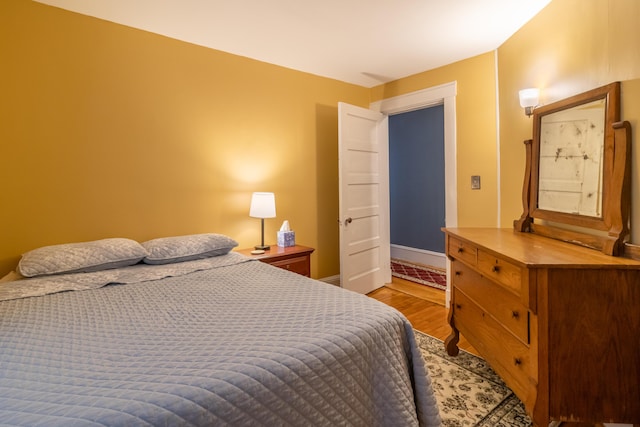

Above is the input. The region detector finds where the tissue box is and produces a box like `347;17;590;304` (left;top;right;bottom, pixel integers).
277;231;295;247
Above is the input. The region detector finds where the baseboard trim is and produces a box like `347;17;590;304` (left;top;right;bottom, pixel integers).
390;244;446;269
319;275;341;287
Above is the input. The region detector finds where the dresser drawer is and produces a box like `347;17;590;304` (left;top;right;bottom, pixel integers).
269;256;310;276
447;235;478;266
453;290;533;402
476;249;523;296
452;260;529;344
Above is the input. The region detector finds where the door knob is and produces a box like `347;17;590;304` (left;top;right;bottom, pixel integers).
345;217;353;225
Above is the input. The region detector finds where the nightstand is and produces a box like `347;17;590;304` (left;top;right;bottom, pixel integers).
236;245;315;277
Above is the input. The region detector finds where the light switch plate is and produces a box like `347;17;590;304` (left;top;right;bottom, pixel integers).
471;175;481;190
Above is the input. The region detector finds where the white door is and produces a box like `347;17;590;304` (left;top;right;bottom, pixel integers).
338;102;391;294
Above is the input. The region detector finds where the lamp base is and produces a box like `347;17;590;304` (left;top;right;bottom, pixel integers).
254;244;270;250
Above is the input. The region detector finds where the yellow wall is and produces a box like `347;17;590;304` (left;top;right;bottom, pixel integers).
3;0;640;278
371;52;499;228
499;0;640;237
376;0;640;243
0;0;369;277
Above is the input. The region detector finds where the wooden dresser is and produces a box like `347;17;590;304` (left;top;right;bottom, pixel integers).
444;228;640;426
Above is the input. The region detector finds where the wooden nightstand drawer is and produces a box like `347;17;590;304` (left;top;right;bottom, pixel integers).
236;245;315;277
269;255;309;276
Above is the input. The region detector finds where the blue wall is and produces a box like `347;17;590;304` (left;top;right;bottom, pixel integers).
389;105;445;253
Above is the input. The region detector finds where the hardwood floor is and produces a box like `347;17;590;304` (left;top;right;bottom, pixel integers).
368;277;479;356
385;275;446;306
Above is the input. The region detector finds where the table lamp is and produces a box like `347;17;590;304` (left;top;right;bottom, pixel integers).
249;192;276;250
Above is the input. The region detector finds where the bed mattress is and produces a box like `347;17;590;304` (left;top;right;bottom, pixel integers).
0;253;440;426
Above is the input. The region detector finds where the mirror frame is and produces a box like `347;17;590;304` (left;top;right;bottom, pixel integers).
515;82;632;256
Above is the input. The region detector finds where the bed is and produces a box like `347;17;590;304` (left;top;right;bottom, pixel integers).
0;234;441;426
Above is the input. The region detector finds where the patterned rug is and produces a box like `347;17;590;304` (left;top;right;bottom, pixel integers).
415;330;533;426
391;259;447;290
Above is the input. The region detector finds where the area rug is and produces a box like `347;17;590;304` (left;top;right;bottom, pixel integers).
391;259;447;290
415;330;532;426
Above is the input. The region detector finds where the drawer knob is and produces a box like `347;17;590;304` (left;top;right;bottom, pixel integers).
511;310;520;319
514;358;522;366
491;265;500;273
454;271;461;276
457;247;464;253
455;304;462;310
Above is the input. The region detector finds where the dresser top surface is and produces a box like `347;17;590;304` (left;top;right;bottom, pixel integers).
444;228;640;268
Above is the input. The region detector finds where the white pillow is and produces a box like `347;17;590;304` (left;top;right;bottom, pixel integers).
18;238;148;278
142;233;238;265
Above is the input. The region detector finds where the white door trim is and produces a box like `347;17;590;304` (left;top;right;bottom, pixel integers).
370;81;458;305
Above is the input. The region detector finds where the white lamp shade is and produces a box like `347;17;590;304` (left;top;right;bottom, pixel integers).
249;192;276;218
519;88;540;108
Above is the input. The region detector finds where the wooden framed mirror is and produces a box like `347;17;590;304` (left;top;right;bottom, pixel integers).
514;82;632;256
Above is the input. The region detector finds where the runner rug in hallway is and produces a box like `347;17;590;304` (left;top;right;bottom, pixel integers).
391;259;447;290
415;330;532;426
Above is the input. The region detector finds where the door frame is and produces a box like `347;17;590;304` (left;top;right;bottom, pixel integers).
370;81;458;305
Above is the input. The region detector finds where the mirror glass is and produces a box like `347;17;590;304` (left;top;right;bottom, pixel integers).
537;98;605;217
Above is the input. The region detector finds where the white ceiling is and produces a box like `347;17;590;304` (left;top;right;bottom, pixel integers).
35;0;551;88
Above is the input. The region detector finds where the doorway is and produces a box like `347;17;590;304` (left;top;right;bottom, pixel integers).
389;105;445;268
370;81;457;305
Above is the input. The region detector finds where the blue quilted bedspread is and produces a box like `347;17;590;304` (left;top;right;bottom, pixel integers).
0;255;441;426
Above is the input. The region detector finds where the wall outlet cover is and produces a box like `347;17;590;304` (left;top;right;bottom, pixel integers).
471;175;481;189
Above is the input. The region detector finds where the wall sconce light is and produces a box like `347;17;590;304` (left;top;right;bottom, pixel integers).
519;88;540;117
249;192;276;251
